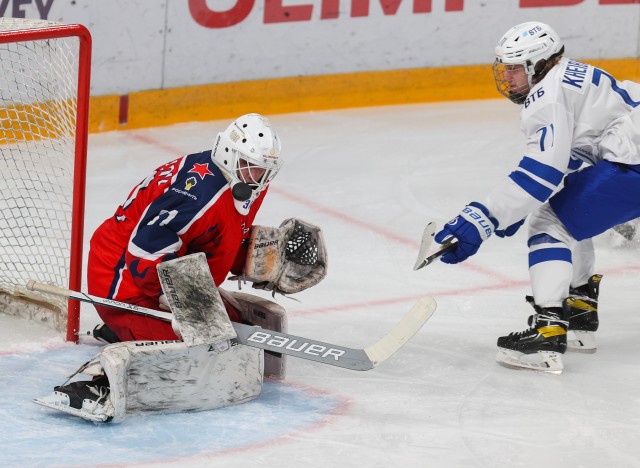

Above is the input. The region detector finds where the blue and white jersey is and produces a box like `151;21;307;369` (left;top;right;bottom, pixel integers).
483;57;640;229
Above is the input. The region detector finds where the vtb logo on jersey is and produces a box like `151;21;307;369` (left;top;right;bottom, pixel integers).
188;163;213;180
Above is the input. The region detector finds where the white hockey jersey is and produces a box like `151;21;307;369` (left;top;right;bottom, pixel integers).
484;57;640;229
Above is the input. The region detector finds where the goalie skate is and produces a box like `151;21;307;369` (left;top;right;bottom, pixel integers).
34;380;113;423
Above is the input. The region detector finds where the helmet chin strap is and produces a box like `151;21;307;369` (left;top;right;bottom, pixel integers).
522;76;533;98
524;60;536;88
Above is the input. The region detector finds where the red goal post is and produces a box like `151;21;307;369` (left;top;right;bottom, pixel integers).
0;19;92;343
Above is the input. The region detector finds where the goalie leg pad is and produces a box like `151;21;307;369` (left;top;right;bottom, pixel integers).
221;288;288;379
103;340;263;421
35;341;263;422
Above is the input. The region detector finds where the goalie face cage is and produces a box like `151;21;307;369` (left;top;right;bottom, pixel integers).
0;19;91;343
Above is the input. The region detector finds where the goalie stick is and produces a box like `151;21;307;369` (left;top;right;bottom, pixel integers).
413;221;458;270
27;280;436;372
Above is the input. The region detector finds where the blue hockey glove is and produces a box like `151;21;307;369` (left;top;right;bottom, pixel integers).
434;202;497;264
494;218;525;238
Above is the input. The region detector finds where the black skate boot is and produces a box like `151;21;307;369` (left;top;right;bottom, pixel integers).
496;303;568;374
54;376;110;409
92;323;121;344
565;274;602;353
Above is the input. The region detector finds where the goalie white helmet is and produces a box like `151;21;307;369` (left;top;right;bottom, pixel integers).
212;113;283;198
493;22;564;104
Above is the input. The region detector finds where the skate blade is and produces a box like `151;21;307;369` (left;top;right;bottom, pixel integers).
495;348;563;375
33;394;111;423
567;331;597;354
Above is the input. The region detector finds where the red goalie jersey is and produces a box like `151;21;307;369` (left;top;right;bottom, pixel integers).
87;150;267;341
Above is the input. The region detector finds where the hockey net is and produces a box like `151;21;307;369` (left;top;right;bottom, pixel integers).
0;18;91;342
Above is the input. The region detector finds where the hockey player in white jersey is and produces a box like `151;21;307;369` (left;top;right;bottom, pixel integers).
430;21;640;373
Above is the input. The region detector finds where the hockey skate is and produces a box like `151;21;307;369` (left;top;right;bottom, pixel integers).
496;304;568;374
565;274;601;353
33;376;113;423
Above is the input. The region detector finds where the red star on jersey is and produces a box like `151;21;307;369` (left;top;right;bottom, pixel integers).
188;163;214;180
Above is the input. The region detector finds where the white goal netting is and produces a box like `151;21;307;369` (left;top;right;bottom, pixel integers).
0;18;85;332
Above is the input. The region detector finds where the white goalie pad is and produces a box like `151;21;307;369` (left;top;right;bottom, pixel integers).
104;340;263;421
220;288;288;379
36;341;263;423
239;218;328;295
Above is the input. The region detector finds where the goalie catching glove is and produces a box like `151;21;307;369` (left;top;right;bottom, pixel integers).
231;218;328;295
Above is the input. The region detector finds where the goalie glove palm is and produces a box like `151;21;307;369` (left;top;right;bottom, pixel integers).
435;202;497;264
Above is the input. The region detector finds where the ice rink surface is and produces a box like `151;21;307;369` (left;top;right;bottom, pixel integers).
2;99;640;468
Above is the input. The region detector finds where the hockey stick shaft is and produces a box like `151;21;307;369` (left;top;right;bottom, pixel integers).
27;280;171;321
419;241;457;268
414;236;457;270
27;280;436;371
236;296;436;370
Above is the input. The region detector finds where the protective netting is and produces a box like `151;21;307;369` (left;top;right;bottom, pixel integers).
0;18;80;328
285;222;319;266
